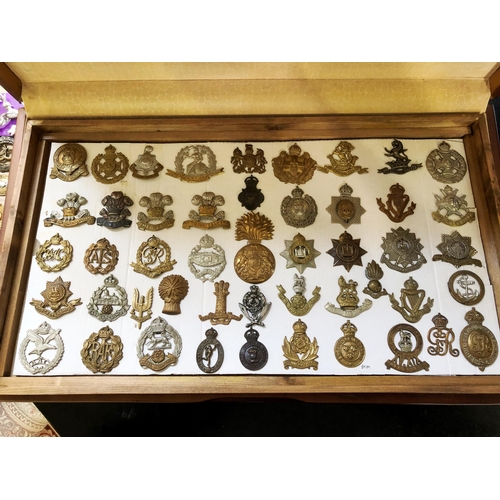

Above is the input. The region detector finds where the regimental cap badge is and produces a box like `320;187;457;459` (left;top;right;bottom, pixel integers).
277;274;321;316
30;276;82;319
188;234;226;283
427;313;459;358
280;233;321;274
87;274;130;322
81;326;124;374
426;141;467;184
44;192;96;228
182;191;230;230
327;231;366;272
325;276;372;318
381;226;427;273
18;322;64;375
283;319;319;370
91;144;129;184
239;285;272;328
334;320;366;368
238;175;264;211
326;183;366;228
130;287;153;329
378;139;422;175
433;230;482;268
158;274;189;315
280;186;318;228
272;143;317;184
137;192;174;231
84;238;119;275
388;277;433;323
363;260;388;299
318;141;368;176
432;185;475;227
448;270;485;306
231;144;267;174
35;233;73;273
130;236;177;278
199;280;243;326
130;145;163;179
239;327;268;371
196;327;224;374
376;183;416;223
50;143;89;181
0;136;14;173
96;191;134;229
167;145;223;182
385;324;430;373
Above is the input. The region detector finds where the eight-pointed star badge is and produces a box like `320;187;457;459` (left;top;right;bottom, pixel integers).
381;227;427;273
280;233;321;274
326;184;365;228
327;231;366;272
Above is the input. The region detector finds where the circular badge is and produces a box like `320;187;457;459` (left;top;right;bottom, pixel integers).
239;327;268;371
51;143;88;181
448;271;485;306
426;141;467;184
234;243;275;284
335;336;365;368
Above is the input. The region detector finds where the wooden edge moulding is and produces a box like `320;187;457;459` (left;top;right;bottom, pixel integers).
1;113;500;403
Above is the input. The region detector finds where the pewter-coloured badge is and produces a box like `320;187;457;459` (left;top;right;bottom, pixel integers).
239;285;272;327
81;326;124;374
363;260;388;299
0;136;14;172
167;145;223;182
460;308;498;371
325;276;372;318
43;192;96;228
87;274;130;322
130;287;153;329
137;192;174;231
196;328;224;374
130;236;177;278
272;143;317;184
30;276;82;319
238;175;264;211
380;227;427;273
388;277;433;323
432;186;475;227
35;233;73;273
277;274;321;317
182;192;230;230
448;270;485;306
280;233;321;274
84;238;119;275
318;141;368;176
378;139;422;175
376;184;416;223
188;234;226;283
326;184;365;228
432;231;482;268
130;145;163;179
280;186;317;228
385;324;430;373
427;313;459;358
137;317;182;372
96;191;134;229
158;275;189;315
239;327;268;371
283;319;319;370
334;320;365;368
19;322;64;375
327;231;367;272
50;143;89;181
199;281;243;325
91;144;129;184
231;144;267;174
426;141;467;184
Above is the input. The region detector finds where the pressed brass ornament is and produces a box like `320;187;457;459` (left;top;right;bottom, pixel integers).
234;212;275;284
385;324;430;373
327;231;366;272
91;144;129;184
43;192;95;228
188;234;226;283
50;143;88;181
318;141;368;176
167;145;223;182
427;313;459;357
280;186;317;228
239;327;268;371
0;136;13;172
239;285;271;327
137;192;174;231
326;184;366;228
196;328;224;374
238;175;264;211
137;317;182;372
432;185;475;227
84;238;119;275
0;174;7;196
158;274;189;315
35;233;73;272
380;227;426;273
18;322;64;375
272;143;317;184
130;287;153;329
376;184;416;223
426;141;467;184
283;319;319;370
448;270;485;306
130;145;163;179
280;233;321;274
432;231;482;268
96;191;134;229
363;260;388;299
378;139;422;175
334;320;365;368
182;192;230;230
325;276;372;318
81;325;123;374
87;274;130;322
460;308;498;371
199;280;243;325
389;277;433;323
30;276;82;319
277;274;321;316
231;144;267;174
130;236;177;278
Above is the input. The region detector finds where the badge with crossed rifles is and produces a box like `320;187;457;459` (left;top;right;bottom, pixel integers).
389;277;433;323
30;276;82;319
378;139;422;175
50;143;89;181
283;319;319;370
81;326;124;374
231;144;267;174
44;192;96;228
427;313;459;358
182;192;230;230
84;238;119;275
433;231;482;268
326;184;366;228
325;276;372;318
130;236;177;278
196;328;224;374
167;145;223;182
277;274;321;317
188;235;226;283
432;185;475;227
272;143;317;184
91;144;129;184
199;281;243;326
376;184;416;223
448;270;484;306
318;141;368;176
130;145;163;178
426;141;467;184
35;233;73;273
385;324;430;373
87;274;130;322
130;287;153;329
137;192;174;231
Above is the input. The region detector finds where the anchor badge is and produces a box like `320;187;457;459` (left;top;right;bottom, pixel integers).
283;319;319;370
277;274;321;316
385;324;430;373
326;184;366;228
182;191;230;230
427;313;459;358
87;274;130;322
84;238;119;275
389;277;433;323
91;144;129;184
167;144;223;182
433;230;482;268
96;191;134;229
50;143;88;181
199;281;243;325
130;287;153;329
30;276;82;319
130;145;163;178
378;139;422;175
272;143;317;184
325;276;372;318
448;270;485;306
81;326;124;374
43;192;96;228
196;327;224;374
432;185;475;227
426;141;467;184
188;234;226;283
231;144;267;174
376;183;416;223
130;235;177;278
137;192;174;231
318;140;368;176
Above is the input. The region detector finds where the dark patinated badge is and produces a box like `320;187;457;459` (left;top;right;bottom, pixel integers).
376;184;416;223
239;285;272;327
427;313;459;358
91;144;129;184
196;328;224;374
378;139;422;175
327;231;367;272
433;231;482;268
96;191;134;229
239;327;268;371
238;175;264;211
381;227;426;273
385;324;430;373
388;277;433;323
426;141;467;184
280;186;317;228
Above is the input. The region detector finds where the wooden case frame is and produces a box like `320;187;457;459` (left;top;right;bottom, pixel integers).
1;112;500;403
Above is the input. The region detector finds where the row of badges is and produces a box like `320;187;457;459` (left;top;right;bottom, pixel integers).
51;140;467;184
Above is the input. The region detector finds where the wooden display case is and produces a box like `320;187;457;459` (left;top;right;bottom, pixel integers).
1;112;500;403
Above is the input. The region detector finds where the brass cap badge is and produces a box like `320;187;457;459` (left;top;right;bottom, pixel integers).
182;192;230;230
81;326;124;374
158;274;189;315
84;238;119;275
137;192;174;231
385;324;430;373
326;184;366;228
280;186;317;228
130;236;177;278
30;276;82;319
199;280;243;325
334;320;365;368
43;192;96;228
167;145;223;182
231;144;267;174
325;276;372;318
277;274;321;317
380;227;427;273
433;231;482;268
35;233;73;273
426;141;467;184
272;143;317;184
50;143;89;181
376;183;416;223
282;319;319;370
318;141;368;176
91;144;129;184
388;277;433;323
